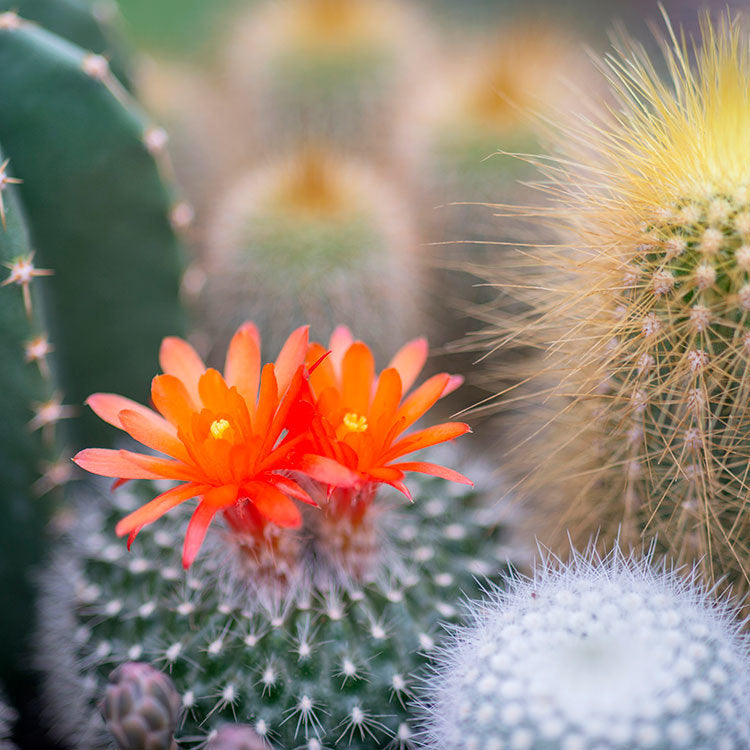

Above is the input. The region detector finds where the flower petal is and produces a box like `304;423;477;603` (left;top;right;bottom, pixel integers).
342;342;375;415
151;374;196;428
329;325;353;373
248;482;302;527
115;482;211;537
224;323;261;411
253;364;279;439
297;454;360;487
389;461;473;485
388;479;412;501
274;325;309;393
307;342;337;395
265;474;317;506
159;336;205;402
121;451;205;482
442;374;464;397
366;466;405;483
383;422;471;462
86;393;169;432
118;409;189;462
393;373;450;433
370;368;403;437
197;368;233;413
73;448;168;479
388;337;428;393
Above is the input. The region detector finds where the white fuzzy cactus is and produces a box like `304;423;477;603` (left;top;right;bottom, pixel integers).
418;547;750;750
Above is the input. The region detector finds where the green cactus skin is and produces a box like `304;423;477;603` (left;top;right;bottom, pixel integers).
0;152;67;698
0;0;132;88
37;468;516;748
0;16;185;445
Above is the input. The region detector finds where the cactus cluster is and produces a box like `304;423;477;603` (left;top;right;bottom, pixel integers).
38;466;513;748
419;547;750;750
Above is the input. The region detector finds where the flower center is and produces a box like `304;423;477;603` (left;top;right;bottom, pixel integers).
342;412;368;433
210;418;232;440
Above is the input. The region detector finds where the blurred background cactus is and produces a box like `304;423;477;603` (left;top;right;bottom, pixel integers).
419;547;750;749
201;147;419;361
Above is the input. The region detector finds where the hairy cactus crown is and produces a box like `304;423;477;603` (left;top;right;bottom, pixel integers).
419;547;750;750
489;12;750;598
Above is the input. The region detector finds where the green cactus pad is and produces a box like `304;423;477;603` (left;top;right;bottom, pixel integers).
0;18;184;445
37;468;516;748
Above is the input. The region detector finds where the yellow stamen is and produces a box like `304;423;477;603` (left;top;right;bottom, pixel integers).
210;418;232;440
342;412;368;433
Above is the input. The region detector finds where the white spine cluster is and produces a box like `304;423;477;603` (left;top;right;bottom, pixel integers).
419;548;750;750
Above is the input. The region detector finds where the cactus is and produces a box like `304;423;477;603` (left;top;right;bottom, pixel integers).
0;149;71;695
222;0;430;153
201;149;419;361
0;14;185;445
0;0;132;87
489;13;750;597
418;546;750;750
397;22;585;409
37;468;514;749
101;662;181;750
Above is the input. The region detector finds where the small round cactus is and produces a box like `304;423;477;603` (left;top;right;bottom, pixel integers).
202;149;419;360
222;0;430;151
418;547;750;750
38;468;515;748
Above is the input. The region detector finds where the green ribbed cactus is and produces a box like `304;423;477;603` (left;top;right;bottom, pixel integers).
201;148;419;361
0;13;185;444
0;5;184;719
0;0;132;87
0;149;69;694
37;467;516;748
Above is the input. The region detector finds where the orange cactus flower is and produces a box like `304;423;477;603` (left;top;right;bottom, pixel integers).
73;323;315;568
300;325;472;515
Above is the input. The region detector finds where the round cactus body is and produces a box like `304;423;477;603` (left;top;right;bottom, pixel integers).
202;149;419;361
223;0;429;151
37;468;516;749
419;548;750;750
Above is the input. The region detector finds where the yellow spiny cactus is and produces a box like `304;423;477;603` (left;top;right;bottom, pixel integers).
491;13;750;599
